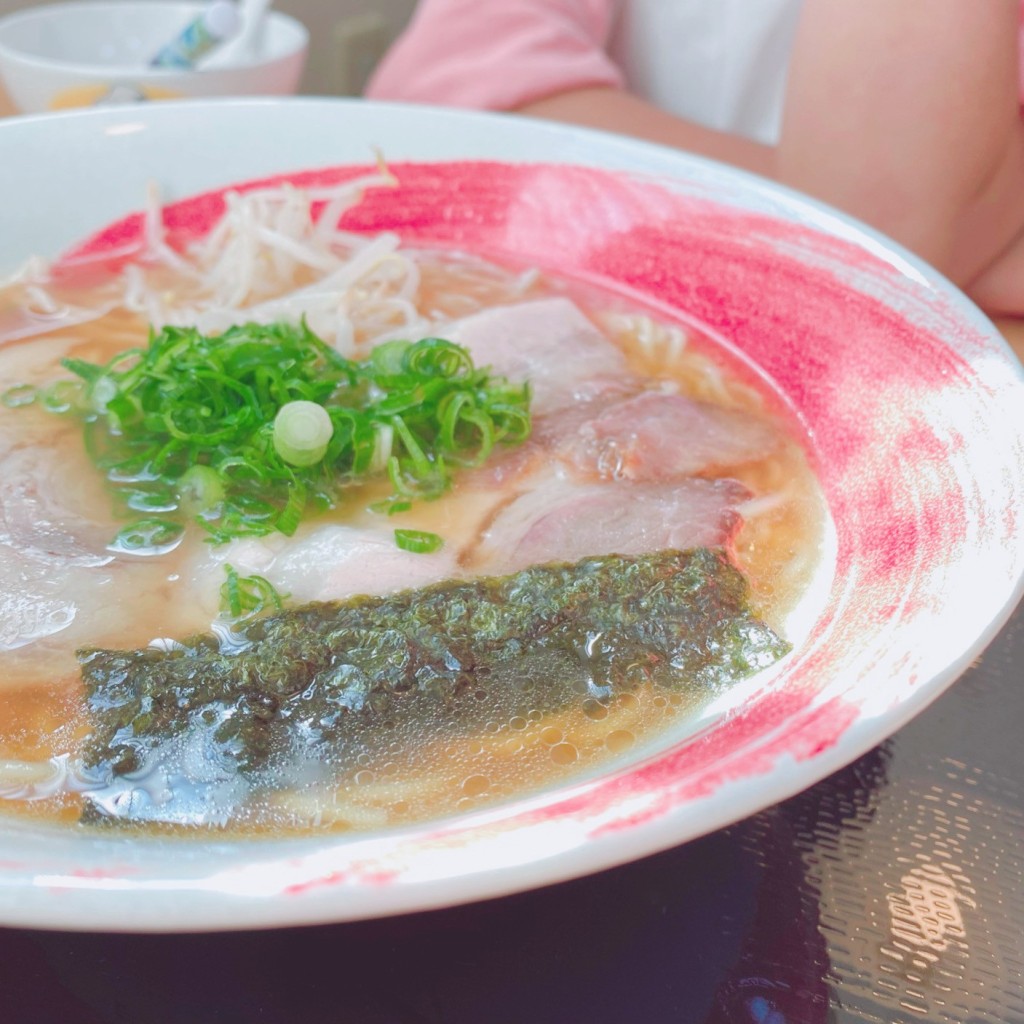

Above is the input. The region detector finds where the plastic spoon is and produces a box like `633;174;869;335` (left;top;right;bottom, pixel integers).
149;0;242;69
209;0;273;64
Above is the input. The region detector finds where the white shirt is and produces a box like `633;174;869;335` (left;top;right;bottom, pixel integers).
609;0;804;144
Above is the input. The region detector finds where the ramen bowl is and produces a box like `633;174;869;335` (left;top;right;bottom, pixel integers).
0;98;1021;932
0;1;308;113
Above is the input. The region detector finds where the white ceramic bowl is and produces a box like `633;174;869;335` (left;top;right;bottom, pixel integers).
0;99;1021;932
0;1;307;113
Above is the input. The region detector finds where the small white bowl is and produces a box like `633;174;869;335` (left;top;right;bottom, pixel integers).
0;1;308;114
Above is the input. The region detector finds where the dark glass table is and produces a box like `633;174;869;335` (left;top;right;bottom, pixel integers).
1;593;1020;1024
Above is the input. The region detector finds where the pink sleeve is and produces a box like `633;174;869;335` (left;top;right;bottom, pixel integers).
365;0;624;110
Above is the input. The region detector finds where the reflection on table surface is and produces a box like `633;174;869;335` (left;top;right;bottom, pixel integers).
0;96;1021;1022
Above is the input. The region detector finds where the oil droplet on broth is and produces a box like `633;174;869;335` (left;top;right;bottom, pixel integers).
605;730;636;754
540;727;563;746
549;742;579;765
583;699;609;721
461;774;490;797
499;737;524;757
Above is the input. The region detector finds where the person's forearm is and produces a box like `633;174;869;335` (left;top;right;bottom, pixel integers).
943;126;1024;314
963;226;1024;316
517;87;776;178
779;0;1024;287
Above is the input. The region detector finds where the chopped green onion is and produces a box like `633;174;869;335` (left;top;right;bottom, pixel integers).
87;376;119;415
274;480;307;536
404;337;473;379
18;320;530;547
178;465;224;514
60;357;104;384
369;338;411;377
394;529;444;554
220;564;287;622
273;400;334;467
368;423;394;475
41;379;83;414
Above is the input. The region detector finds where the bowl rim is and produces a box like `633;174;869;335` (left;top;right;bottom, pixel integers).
0;0;309;76
0;96;1021;932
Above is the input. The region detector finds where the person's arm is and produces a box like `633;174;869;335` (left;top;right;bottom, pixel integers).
367;0;773;177
778;0;1024;311
516;87;775;177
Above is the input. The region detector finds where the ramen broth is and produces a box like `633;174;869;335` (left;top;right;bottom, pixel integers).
0;197;826;834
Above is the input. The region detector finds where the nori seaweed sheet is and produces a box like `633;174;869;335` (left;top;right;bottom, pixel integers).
76;548;789;825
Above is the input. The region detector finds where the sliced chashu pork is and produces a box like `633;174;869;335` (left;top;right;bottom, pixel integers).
0;336;119;652
192;524;459;611
468;473;748;576
558;389;782;482
442;298;781;485
436;296;629;415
